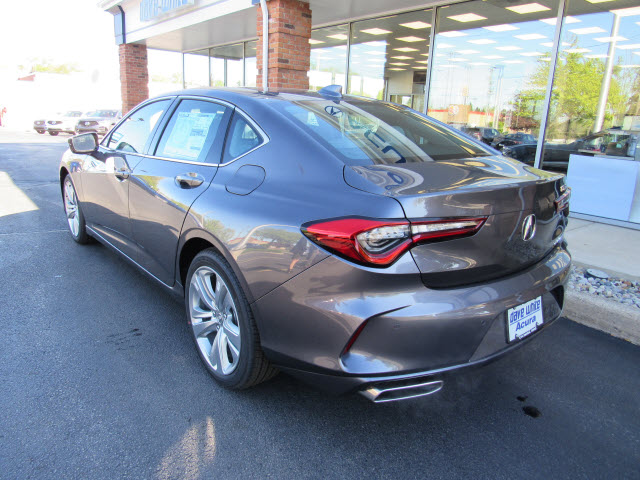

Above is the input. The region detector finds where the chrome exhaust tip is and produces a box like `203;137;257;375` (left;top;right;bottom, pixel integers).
360;379;444;403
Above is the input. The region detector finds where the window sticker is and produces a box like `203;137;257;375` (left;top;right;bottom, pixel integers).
163;111;217;159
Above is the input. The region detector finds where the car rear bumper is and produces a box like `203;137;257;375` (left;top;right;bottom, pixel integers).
255;243;571;394
278;318;560;397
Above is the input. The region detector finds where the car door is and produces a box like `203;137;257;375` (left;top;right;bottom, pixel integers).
128;98;233;285
80;99;173;259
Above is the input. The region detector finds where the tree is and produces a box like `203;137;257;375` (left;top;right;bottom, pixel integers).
26;58;80;75
515;44;632;141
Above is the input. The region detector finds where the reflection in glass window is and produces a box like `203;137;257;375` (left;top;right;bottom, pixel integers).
272;99;490;165
224;115;263;160
156;100;230;163
184;50;210;88
348;9;432;110
244;41;257;87
108;100;171;153
309;25;348;91
543;1;640;166
428;0;559;155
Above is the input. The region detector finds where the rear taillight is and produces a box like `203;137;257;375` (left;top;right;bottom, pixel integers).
302;216;486;267
554;188;571;213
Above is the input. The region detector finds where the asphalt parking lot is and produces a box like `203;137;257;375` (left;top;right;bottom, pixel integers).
1;130;639;479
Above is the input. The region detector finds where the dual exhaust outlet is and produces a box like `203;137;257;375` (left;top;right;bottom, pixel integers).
360;378;444;403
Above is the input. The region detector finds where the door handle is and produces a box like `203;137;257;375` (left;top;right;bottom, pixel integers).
175;173;205;188
114;167;130;180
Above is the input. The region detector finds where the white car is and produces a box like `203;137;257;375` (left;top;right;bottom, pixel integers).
45;111;85;136
75;110;122;136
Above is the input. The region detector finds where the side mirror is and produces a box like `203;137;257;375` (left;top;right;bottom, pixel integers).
68;133;98;154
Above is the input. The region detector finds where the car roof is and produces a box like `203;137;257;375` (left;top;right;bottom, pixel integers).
155;87;391;109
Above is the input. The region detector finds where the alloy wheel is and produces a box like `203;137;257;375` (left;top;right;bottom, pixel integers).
189;266;241;375
64;177;80;238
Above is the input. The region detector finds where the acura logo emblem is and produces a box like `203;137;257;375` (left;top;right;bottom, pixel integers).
522;214;536;242
325;105;342;117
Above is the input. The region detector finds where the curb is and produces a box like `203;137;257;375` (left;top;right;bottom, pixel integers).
564;290;640;345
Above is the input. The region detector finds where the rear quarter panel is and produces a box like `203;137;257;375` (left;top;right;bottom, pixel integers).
181;108;408;304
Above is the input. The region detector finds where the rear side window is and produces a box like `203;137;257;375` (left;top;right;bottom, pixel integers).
155;100;230;163
108;100;170;153
223;114;263;162
272;99;490;165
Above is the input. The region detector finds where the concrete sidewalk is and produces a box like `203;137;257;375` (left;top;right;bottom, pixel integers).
565;218;640;282
564;217;640;345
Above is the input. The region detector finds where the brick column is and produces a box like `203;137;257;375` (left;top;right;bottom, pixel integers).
257;0;311;91
119;43;149;114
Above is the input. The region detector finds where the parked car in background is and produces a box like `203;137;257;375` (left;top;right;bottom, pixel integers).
33;119;47;134
491;132;536;150
46;111;84;136
461;126;500;145
502;128;638;171
59;87;571;402
75;110;121;136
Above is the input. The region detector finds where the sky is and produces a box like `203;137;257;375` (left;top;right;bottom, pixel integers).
0;0;119;74
0;0;183;127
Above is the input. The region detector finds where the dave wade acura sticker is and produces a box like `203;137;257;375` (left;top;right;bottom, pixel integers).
507;296;543;342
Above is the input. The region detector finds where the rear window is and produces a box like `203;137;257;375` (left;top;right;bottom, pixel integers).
272;99;490;165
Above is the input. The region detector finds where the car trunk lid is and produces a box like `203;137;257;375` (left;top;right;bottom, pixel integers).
344;157;569;287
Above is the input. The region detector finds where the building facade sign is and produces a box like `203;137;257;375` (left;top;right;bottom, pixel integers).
140;0;195;22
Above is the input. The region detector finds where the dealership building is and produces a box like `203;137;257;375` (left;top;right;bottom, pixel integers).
99;0;640;227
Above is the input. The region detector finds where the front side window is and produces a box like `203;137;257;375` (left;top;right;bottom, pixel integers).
156;100;230;163
108;100;171;153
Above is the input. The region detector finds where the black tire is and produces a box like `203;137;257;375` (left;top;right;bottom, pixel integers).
37;130;45;134
62;175;91;244
185;248;277;389
49;131;59;136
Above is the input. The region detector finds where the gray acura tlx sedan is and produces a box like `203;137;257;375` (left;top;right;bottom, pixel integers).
59;86;571;402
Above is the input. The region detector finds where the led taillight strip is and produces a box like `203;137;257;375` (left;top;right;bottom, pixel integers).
302;216;487;267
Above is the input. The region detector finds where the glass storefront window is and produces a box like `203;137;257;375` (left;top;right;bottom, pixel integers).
544;1;640;224
210;43;244;87
544;1;640;161
210;55;225;87
309;24;348;91
183;49;210;88
428;0;559;154
227;50;244;87
244;41;257;87
348;9;432;109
